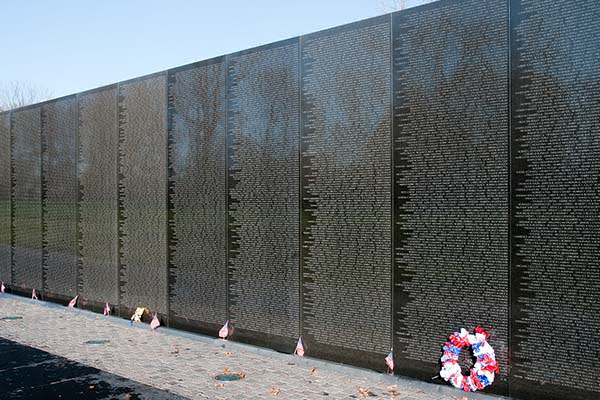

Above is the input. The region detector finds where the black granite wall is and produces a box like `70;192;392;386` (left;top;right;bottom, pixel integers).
42;97;79;298
227;39;301;349
117;75;169;319
167;58;228;334
301;15;392;368
0;113;10;283
10;107;43;291
1;1;598;398
393;0;510;392
78;86;119;309
510;1;600;399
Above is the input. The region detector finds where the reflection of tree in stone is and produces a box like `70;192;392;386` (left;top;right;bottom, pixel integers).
393;0;509;379
231;54;297;162
43;100;78;172
0;112;11;283
301;19;392;354
11;107;43;290
227;43;300;338
511;1;600;390
78;88;119;305
168;61;227;324
118;76;168;314
41;97;78;296
171;63;224;180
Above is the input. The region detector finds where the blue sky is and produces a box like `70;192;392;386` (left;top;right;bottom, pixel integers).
0;0;428;99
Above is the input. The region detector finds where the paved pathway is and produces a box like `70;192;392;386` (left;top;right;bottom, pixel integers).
0;337;186;399
0;294;510;400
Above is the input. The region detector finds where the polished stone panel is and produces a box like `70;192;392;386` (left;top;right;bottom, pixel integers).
301;15;392;368
0;113;10;283
118;75;168;315
393;0;509;392
510;1;600;399
11;107;43;290
167;59;227;330
227;39;300;345
41;97;78;297
78;87;119;305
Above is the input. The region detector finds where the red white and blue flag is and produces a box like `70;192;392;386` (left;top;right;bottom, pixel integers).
219;320;231;339
103;302;111;316
31;289;38;300
295;337;305;357
385;350;394;373
67;295;78;308
150;313;160;330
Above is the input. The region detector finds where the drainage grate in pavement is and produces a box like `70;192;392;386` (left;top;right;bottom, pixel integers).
214;373;244;382
0;316;23;321
85;339;111;345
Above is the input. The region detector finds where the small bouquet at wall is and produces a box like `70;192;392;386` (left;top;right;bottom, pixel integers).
130;307;145;325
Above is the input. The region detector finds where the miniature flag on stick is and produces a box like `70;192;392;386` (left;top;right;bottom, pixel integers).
219;320;232;339
385;349;394;374
150;313;160;331
67;295;78;308
103;302;111;316
32;289;38;300
1;282;5;293
294;336;305;357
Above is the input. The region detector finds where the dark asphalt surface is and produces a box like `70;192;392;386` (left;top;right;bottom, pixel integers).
0;337;186;400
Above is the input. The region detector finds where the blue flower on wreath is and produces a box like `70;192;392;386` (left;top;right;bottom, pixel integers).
443;344;461;355
478;374;490;386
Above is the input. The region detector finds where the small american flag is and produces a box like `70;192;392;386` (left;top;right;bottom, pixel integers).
1;282;5;293
219;320;230;339
295;337;305;357
385;350;394;373
32;289;38;300
67;295;78;308
150;313;160;330
103;302;111;316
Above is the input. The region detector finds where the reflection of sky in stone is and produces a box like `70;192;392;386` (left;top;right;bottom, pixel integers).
173;113;191;173
517;4;600;174
77;90;118;193
442;34;461;78
171;63;225;176
512;2;600;389
227;42;299;336
233;49;297;162
311;33;388;168
12;109;42;199
44;99;77;173
77;160;89;177
301;19;391;352
398;5;510;153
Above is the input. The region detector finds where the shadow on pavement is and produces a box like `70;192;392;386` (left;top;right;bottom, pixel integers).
0;337;186;400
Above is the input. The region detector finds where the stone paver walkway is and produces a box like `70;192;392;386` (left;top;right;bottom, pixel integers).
0;294;510;400
0;337;186;399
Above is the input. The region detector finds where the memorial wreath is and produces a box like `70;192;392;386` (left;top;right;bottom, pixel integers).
440;326;499;392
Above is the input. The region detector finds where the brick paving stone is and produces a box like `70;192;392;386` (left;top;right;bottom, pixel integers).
0;294;511;400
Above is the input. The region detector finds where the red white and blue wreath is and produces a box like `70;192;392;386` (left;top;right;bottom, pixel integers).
440;327;499;392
